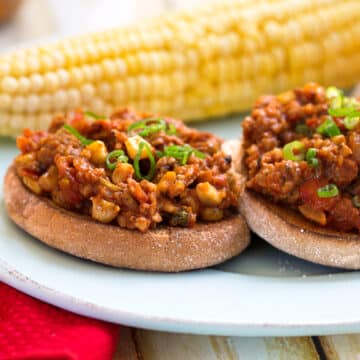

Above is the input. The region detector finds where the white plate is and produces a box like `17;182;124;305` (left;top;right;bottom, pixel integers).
1;119;360;337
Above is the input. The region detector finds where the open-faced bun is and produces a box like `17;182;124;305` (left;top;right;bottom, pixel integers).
236;139;360;269
3;141;250;272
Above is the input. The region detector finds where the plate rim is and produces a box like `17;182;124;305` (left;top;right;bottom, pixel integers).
2;256;360;337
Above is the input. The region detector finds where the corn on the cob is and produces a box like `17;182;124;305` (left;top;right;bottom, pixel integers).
1;0;360;137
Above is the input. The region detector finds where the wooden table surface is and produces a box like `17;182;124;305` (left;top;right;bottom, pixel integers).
2;1;360;359
112;327;360;359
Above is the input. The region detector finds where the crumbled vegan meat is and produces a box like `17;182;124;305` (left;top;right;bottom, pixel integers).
15;108;241;232
243;83;360;232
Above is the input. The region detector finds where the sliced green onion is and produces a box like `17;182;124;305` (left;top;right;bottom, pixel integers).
316;118;341;137
325;86;343;99
326;87;344;110
166;123;177;135
295;123;311;136
325;88;360;124
134;141;156;181
352;195;360;208
128;118;166;137
63;124;93;145
343;97;360;108
193;148;206;159
128;118;178;137
165;145;192;165
305;148;318;167
139;122;166;137
344;116;360;130
328;107;360;118
84;110;105;119
283;141;305;161
308;158;319;168
308;158;319;167
330;96;343;109
181;148;192;165
106;150;129;170
160;144;206;165
306;148;317;161
317;184;339;198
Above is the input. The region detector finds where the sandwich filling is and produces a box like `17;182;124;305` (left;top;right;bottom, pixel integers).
15;108;241;232
243;83;360;232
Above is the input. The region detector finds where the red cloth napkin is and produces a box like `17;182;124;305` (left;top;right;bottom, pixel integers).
0;282;119;360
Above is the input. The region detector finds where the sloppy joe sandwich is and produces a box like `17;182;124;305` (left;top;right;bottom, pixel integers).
240;83;360;269
4;108;250;272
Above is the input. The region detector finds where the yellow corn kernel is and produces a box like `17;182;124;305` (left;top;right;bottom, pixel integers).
277;90;295;103
99;177;121;192
15;152;35;166
38;165;58;192
22;176;42;195
26;95;40;113
125;135;153;160
67;89;81;108
2;76;18;93
157;171;177;194
160;198;179;213
181;190;200;213
11;96;26;113
200;208;224;221
112;163;134;184
332;135;346;145
196;182;224;206
29;74;44;92
44;72;59;92
0;94;11;110
134;216;151;232
91;197;120;223
86;140;108;165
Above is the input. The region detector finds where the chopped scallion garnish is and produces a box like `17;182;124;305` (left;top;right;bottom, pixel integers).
317;184;339;198
127;117;179;138
326;86;344;110
328;107;360;118
308;158;319;168
134;141;156;181
63;124;93;145
324;85;360;134
84;111;106;119
325;86;344;100
316;118;341;137
106;150;129;170
343;97;360;108
283;141;305;161
166;123;177;135
305;148;318;167
326;88;360;131
128;118;166;136
344;116;360;130
158;144;206;165
330;96;343;110
306;148;317;161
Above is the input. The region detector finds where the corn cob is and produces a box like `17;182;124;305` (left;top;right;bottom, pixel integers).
1;0;360;137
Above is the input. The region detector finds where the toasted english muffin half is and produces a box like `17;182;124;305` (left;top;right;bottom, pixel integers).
235;138;360;270
4;140;250;272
